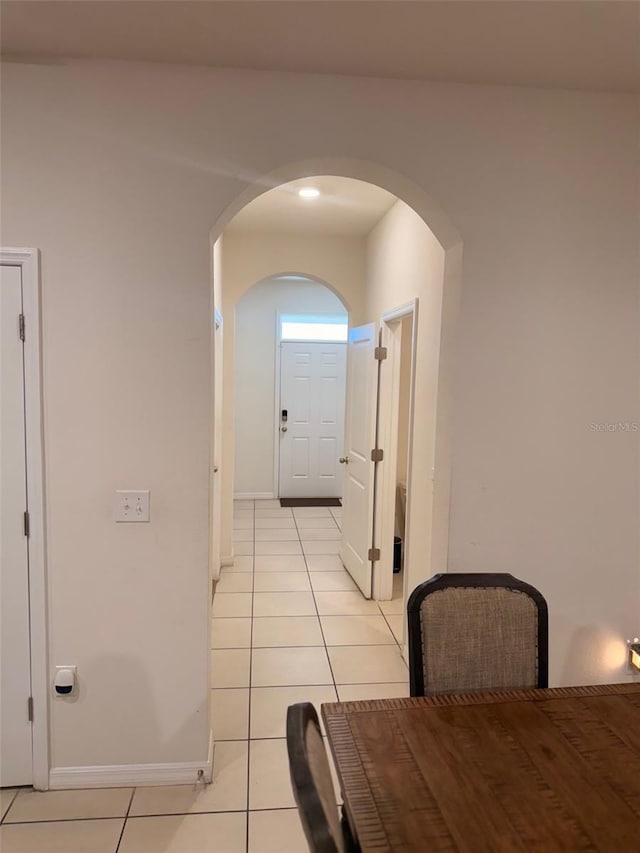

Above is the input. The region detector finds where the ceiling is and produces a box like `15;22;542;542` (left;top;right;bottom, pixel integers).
2;1;639;94
226;176;397;236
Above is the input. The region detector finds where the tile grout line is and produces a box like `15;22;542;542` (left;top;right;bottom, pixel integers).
114;786;136;852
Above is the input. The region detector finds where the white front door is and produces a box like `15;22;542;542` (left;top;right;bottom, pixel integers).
278;341;347;498
340;323;380;598
0;264;33;786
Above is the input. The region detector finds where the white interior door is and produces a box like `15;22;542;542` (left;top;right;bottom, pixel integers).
0;264;33;786
210;310;223;582
278;341;346;498
340;323;379;598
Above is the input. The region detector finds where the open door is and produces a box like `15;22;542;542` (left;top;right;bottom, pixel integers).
340;323;381;598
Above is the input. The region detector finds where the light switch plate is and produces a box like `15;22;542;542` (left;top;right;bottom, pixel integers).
115;490;150;522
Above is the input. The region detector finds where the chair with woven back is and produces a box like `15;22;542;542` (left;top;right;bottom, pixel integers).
407;572;548;697
286;702;359;853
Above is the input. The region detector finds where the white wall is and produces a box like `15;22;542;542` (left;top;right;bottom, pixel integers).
1;59;637;777
234;276;347;496
220;230;366;557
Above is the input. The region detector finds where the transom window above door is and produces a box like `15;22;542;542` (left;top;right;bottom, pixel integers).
280;314;348;343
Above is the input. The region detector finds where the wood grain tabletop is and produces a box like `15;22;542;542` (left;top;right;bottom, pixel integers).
322;683;640;852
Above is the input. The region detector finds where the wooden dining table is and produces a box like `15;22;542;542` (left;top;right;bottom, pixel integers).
322;683;640;851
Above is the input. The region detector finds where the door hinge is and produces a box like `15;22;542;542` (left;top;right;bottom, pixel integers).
19;313;25;342
374;346;387;361
370;448;384;462
24;511;30;538
368;547;380;561
27;697;34;722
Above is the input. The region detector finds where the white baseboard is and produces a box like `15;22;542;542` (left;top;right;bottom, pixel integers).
234;492;275;500
49;732;214;789
220;553;234;568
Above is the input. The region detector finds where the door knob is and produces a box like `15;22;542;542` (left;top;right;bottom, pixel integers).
339;456;349;464
281;426;287;433
213;466;219;473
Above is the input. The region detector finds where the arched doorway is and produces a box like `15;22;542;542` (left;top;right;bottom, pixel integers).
210;161;462;650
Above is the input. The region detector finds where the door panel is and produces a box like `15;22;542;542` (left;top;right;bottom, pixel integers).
340;323;379;598
279;342;347;498
0;264;32;786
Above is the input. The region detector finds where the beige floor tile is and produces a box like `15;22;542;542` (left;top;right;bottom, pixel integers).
314;591;380;616
292;507;331;518
320;614;396;646
232;528;254;541
233;509;254;520
232;517;253;529
295;517;339;529
336;682;410;702
256;541;302;555
211;617;252;649
0;789;19;821
309;571;357;592
255;528;299;541
328;645;409;684
252;646;332;687
254;499;282;507
252;616;323;648
249;739;296;810
254;555;307;572
234;500;254;510
306;555;346;572
119;813;246;853
378;597;404;615
0;819;124;853
385;613;405;644
254;572;311;593
211;649;251;688
4;787;131;823
211;688;250;740
248;808;307;853
233;541;255;555
299;528;341;541
255;508;293;519
223;555;253;572
215;573;253;593
302;541;341;555
130;742;248;815
212;592;252;618
253;591;316;617
250;685;338;739
255;516;296;529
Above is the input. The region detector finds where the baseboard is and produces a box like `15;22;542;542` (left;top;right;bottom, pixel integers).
220;553;234;568
49;732;214;789
234;491;275;500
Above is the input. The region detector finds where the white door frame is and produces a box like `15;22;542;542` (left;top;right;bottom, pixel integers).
373;300;418;619
1;248;48;789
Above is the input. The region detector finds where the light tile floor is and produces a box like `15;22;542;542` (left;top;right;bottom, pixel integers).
0;499;408;853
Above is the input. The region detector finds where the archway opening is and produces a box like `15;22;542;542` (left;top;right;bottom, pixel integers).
210;164;462;656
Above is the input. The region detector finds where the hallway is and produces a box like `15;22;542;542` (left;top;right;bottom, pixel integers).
210;498;409;848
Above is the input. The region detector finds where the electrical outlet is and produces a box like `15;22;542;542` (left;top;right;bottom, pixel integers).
115;490;150;522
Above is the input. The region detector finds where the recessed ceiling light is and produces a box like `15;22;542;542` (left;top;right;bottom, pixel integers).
298;187;320;199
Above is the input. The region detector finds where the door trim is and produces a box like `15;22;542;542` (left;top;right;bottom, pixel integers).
1;248;48;789
374;300;418;653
